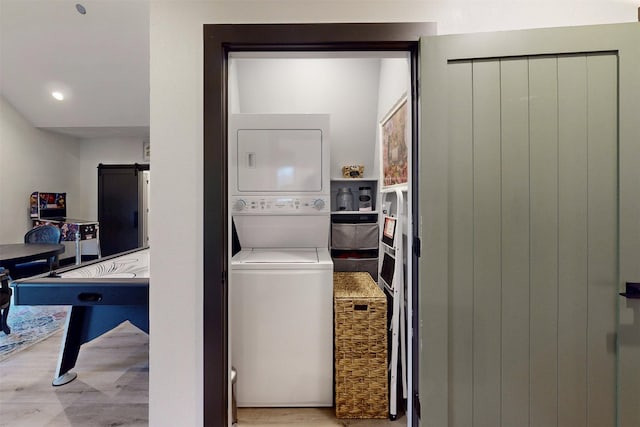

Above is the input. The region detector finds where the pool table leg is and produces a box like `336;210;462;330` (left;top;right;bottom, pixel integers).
52;306;86;386
51;304;149;386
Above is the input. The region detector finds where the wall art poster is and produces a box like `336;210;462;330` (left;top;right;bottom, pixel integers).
381;97;408;188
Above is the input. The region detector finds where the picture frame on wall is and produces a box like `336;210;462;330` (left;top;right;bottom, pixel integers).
382;216;397;247
380;95;409;189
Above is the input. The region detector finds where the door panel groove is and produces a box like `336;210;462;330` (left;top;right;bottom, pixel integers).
447;52;617;427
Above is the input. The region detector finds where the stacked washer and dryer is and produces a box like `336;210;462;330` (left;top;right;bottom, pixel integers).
229;114;333;407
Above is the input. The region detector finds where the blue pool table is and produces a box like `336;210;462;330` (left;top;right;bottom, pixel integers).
12;247;149;386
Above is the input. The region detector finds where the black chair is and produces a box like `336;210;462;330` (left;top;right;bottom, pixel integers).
13;225;63;278
0;268;12;334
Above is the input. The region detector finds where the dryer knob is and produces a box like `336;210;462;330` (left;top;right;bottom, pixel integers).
312;199;325;210
234;199;247;211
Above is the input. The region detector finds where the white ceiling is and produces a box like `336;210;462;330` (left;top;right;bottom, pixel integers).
0;0;149;139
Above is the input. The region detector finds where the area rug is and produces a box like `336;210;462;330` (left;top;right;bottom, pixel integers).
0;297;67;361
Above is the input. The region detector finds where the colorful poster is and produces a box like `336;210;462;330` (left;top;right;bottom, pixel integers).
381;97;408;188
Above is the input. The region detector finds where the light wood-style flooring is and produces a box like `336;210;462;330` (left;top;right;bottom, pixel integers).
238;408;404;426
0;322;148;427
0;322;405;426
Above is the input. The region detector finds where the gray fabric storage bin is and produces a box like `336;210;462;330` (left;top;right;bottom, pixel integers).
333;257;378;281
331;223;379;249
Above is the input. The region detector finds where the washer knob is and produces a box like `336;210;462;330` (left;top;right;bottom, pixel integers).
234;199;247;211
312;199;325;210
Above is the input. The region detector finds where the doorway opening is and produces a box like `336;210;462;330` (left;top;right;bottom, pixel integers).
203;23;436;426
228;51;411;426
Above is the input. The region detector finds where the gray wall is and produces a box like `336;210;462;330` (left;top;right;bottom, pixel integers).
77;136;149;221
0;95;147;255
0;95;82;243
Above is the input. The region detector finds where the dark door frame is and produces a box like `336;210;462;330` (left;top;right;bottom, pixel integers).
203;22;430;426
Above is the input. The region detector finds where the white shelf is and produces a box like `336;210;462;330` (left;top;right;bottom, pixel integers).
331;210;379;215
379;189;407;419
330;177;378;181
330;179;378;212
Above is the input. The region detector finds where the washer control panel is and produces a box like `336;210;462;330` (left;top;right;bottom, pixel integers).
231;196;329;213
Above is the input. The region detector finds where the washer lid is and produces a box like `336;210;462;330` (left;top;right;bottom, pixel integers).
233;215;329;249
241;248;319;263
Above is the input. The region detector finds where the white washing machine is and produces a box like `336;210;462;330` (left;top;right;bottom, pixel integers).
231;201;333;407
229;114;333;407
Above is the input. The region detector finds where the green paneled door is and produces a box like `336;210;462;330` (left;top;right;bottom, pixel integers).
420;24;640;427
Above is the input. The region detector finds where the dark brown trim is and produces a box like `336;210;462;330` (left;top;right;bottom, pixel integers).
203;22;431;426
408;42;421;427
97;163;149;171
203;22;229;427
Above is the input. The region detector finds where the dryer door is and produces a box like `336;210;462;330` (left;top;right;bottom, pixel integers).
237;129;323;192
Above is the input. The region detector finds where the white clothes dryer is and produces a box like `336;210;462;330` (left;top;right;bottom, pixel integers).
229;113;330;196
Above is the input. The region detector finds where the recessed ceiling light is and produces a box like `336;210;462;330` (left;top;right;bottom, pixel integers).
52;91;65;101
75;4;86;15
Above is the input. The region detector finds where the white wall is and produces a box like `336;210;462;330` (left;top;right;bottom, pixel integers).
149;2;637;425
0;95;145;257
228;60;241;114
70;136;148;259
377;59;411;133
0;95;82;243
377;58;412;231
233;57;381;179
77;136;149;221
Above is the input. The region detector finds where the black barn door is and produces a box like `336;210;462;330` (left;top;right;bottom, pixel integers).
97;164;148;256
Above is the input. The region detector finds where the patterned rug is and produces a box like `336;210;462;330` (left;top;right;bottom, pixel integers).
0;296;67;361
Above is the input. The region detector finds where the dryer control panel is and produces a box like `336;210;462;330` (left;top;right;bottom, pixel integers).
231;195;330;214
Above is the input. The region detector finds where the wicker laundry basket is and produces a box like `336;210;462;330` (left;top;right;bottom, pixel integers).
333;272;388;419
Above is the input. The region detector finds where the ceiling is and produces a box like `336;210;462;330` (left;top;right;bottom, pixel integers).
0;0;149;139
